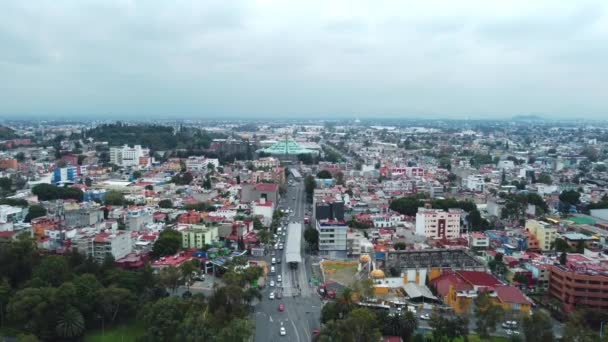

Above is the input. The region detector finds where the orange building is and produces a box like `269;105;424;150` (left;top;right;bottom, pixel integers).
31;216;57;240
0;158;18;170
178;211;201;224
549;264;608;313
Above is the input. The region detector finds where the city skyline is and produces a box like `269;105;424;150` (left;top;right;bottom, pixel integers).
1;1;607;119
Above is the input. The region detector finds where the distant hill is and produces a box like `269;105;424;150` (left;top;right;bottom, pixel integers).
0;126;18;140
512;114;544;121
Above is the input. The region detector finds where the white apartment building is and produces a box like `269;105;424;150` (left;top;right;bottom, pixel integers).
346;230;374;256
109;145;149;167
0;205;25;224
468;232;490;248
463;175;485;192
185;156;220;172
73;229;132;263
415;207;462;239
316;219;348;255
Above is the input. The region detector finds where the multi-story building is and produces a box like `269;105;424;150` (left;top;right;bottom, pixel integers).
415;207;462;239
185;156;219;172
463;175;485;192
181;224;218;249
92;231;132;263
346;230;374;256
52;166;87;185
252;198;274;226
468;232;490;249
109;145;149;167
316;219;348;256
0;158;18;170
525;219;557;251
240;183;278;204
64;206;104;228
0;205;25;224
126;208;153;231
548;255;608;313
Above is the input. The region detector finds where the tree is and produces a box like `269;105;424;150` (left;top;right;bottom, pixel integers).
316;170;332;179
158;199;173;209
96;286;135;324
217;318;253;342
321;302;340;323
343;308;381;342
55;306;85;339
159;266;182;294
104;190;125;206
474;292;504;339
132;170;143;179
139;297;188;342
304;175;316;202
304;227;319;250
151;229;182;258
180;260;199;292
560;252;568;265
394;241;407;250
32;255;70;287
24;205;47;222
0;279;10;326
522;310;554;342
0;177;11;193
537;172;552;184
172;172;194;185
84;177;93;187
429;314;469;342
389;196;425;216
77;155;87;165
560;190;581;206
335;171;345;185
562;309;601;342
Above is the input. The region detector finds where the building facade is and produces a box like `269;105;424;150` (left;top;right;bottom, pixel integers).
549;264;608;313
316;219;348;255
110;145;149;167
525;219;557;251
181;225;219;249
415;208;462;239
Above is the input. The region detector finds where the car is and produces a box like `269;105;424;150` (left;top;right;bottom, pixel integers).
276;291;282;299
271;257;276;265
278;303;285;312
506;329;513;336
270;280;275;287
312;330;320;336
270;266;276;274
280;326;286;336
269;292;275;300
420;314;430;320
277;257;282;264
277;275;282;282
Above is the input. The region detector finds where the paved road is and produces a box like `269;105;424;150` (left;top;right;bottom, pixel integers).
254;177;321;342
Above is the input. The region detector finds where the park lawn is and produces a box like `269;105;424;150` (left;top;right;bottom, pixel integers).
84;323;144;342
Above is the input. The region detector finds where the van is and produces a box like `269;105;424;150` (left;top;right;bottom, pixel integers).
271;257;276;265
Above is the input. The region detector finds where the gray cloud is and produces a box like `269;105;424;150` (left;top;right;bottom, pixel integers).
0;0;607;119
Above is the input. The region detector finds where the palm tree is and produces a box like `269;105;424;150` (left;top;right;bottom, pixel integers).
338;287;354;307
56;306;85;339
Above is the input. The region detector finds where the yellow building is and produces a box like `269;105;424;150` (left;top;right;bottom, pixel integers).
525;219;557;251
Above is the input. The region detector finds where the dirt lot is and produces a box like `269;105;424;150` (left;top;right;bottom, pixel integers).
321;261;358;287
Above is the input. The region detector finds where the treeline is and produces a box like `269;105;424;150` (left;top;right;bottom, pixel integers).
31;183;83;202
389;194;490;231
86;123;223;152
0;237;259;341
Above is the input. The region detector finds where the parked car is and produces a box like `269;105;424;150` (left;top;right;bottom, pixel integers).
420;314;430;320
270;280;275;287
278;304;285;312
277;275;282;282
269;292;275;300
280;326;286;336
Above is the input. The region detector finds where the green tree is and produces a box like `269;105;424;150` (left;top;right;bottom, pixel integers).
24;205;47;222
304;227;319;250
32;255;70;287
560;252;568;265
151;229;182;258
139;297;188;342
180;260;199;292
158;199;173;208
317;170;332;179
304;175;316;202
389;196;425;216
560;190;581;206
217;318;253;342
104;190;125;206
96;286;135;324
522;310;554;342
0;177;11;193
562;310;601;342
159;266;182;294
132;170;142;179
474;291;504;339
537;172;552;184
55;306;85;339
0;279;10;326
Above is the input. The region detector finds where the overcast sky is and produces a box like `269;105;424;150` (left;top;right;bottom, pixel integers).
0;0;607;120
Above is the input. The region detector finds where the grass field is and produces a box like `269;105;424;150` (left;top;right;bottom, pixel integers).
84;323;144;342
321;261;358;286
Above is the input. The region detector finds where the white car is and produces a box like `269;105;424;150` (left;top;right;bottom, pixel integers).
280;326;286;336
269;292;275;300
270;280;275;287
420;314;430;320
277;275;282;282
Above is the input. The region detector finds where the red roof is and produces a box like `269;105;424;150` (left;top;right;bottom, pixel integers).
0;231;16;238
430;272;472;297
456;271;501;287
494;285;531;305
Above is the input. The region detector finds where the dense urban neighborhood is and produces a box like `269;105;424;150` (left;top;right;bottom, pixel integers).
0;119;607;341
